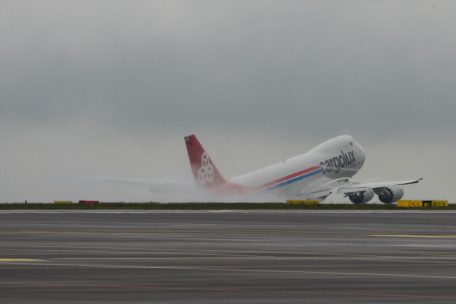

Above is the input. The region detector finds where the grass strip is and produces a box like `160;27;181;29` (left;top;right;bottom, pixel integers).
0;202;455;210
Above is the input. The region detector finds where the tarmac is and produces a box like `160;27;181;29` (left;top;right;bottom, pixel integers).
0;210;455;303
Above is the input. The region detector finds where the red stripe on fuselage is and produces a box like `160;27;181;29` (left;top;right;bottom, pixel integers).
214;165;321;195
258;165;321;189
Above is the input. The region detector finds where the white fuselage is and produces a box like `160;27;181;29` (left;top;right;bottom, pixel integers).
229;135;366;199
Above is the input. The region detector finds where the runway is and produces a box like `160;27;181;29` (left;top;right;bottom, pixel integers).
1;210;455;303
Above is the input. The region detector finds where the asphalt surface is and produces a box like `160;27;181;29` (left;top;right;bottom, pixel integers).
0;210;455;304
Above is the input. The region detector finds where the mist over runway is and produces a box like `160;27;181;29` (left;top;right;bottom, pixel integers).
0;210;455;303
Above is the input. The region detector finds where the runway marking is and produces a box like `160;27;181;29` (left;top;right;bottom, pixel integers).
0;246;262;257
7;261;456;280
55;255;456;262
371;234;456;239
0;258;44;262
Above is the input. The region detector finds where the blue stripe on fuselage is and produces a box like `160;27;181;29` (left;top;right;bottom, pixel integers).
266;169;322;191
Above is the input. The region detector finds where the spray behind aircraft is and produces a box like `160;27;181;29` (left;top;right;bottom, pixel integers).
91;134;422;203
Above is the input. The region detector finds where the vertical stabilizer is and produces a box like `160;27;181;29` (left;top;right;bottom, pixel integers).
185;134;227;190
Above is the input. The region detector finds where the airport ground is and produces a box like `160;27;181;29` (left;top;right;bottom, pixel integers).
0;210;455;303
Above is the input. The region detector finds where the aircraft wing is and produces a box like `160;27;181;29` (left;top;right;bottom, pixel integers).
295;177;422;200
337;178;423;195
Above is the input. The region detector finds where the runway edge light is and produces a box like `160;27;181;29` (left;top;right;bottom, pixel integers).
287;200;320;205
396;200;448;208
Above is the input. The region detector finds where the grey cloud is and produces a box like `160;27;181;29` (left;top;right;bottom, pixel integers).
2;1;455;140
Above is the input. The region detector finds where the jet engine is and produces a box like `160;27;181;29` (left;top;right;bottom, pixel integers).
374;186;404;204
348;189;374;204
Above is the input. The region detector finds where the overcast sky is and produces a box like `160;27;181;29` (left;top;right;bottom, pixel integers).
1;0;455;202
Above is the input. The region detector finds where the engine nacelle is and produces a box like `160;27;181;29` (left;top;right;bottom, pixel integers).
349;189;374;204
374;186;404;204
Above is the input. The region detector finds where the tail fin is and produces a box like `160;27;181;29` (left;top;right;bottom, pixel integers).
185;134;227;190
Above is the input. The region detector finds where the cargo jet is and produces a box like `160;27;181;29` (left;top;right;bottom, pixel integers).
185;134;422;204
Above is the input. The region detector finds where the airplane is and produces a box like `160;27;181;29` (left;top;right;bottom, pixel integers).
185;134;422;204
